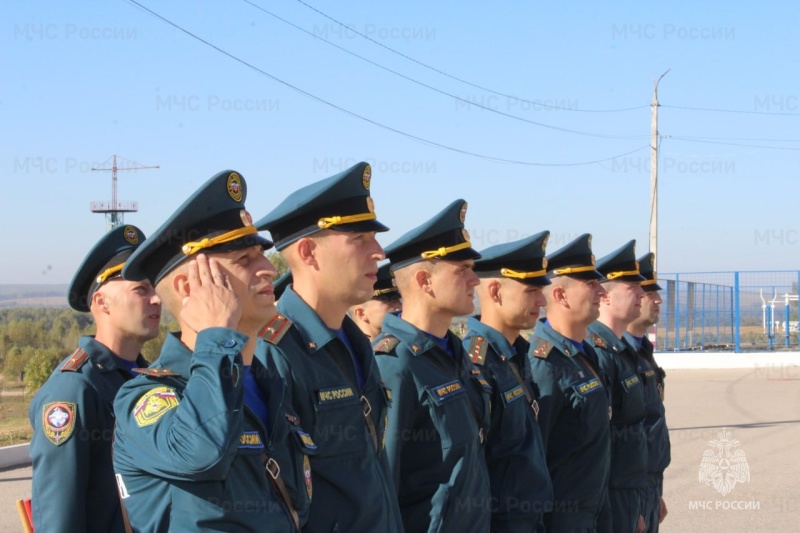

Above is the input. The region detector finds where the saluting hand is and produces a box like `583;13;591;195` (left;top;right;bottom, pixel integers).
180;253;242;332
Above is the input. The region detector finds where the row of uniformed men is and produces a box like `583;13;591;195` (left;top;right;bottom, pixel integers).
29;161;669;532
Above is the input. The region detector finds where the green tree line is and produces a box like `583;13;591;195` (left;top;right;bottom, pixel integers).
0;307;179;394
1;252;288;395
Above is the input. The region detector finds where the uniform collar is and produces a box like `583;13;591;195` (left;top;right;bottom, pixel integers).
276;286;341;353
622;331;642;351
531;318;590;358
381;313;443;357
588;320;631;354
151;332;193;378
466;316;528;360
78;335;147;374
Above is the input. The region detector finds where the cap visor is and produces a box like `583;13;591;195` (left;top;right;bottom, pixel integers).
601;273;647;283
330;219;390;233
549;269;605;281
438;248;482;262
519;277;552;287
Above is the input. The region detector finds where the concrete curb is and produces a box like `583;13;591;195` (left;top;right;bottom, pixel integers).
0;443;30;469
655;351;800;369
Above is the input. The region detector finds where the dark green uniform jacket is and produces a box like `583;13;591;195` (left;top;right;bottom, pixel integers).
375;313;491;533
527;319;611;530
259;286;403;533
463;317;553;532
623;332;670;480
29;336;146;533
113;328;307;532
588;321;647;489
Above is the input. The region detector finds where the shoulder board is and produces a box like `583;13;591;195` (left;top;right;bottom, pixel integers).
133;368;181;378
258;314;293;345
591;333;607;349
531;340;553;359
372;334;400;354
61;348;89;372
468;336;488;366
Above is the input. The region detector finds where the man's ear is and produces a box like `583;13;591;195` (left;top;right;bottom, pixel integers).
552;284;569;308
92;290;110;313
599;286;612;306
487;280;502;302
295;237;318;267
173;270;190;299
414;267;431;292
352;305;367;323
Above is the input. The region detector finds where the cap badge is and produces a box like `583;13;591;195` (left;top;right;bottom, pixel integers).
366;196;375;213
362;164;372;190
462;228;470;242
240;209;254;227
227;172;243;202
459;202;468;223
123;226;139;245
541;234;548;252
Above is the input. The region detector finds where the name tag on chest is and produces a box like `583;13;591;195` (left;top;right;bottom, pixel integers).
503;385;525;404
239;431;265;450
317;386;356;404
622;375;641;391
575;377;602;396
429;380;466;404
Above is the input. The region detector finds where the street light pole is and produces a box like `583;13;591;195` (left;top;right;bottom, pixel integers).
650;69;670;272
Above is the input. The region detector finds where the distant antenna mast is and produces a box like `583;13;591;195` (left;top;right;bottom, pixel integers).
90;155;159;230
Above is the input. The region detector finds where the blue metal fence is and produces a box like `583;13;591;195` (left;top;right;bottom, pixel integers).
656;271;799;352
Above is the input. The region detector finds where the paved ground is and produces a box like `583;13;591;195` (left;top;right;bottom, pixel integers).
0;465;30;533
659;367;800;532
1;366;798;531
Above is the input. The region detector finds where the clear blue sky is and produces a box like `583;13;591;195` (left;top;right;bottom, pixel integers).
2;0;798;284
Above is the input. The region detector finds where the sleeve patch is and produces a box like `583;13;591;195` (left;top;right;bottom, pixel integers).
42;402;77;446
133;386;180;427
